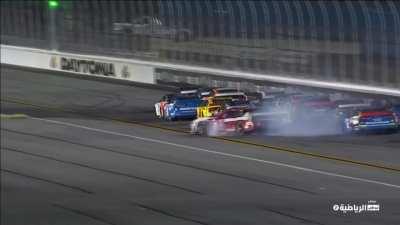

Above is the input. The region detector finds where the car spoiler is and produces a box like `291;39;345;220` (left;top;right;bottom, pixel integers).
180;90;198;94
360;111;394;117
337;103;370;108
214;92;246;97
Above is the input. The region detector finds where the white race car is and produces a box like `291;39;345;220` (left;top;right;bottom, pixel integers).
191;108;254;136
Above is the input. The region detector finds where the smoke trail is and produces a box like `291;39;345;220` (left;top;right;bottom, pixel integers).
254;99;342;137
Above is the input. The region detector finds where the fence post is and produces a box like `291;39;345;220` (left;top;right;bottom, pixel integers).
48;0;58;50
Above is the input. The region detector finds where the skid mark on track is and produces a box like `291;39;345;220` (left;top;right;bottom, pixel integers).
3;128;316;195
3;146;203;195
132;201;210;225
1;167;93;194
52;203;118;225
13;116;400;190
259;206;326;225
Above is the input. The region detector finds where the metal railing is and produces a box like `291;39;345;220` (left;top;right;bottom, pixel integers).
1;0;399;89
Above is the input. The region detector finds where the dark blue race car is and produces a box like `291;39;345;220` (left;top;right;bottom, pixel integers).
344;108;399;133
165;96;202;120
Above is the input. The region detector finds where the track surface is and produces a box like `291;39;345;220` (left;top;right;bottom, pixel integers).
1;66;400;225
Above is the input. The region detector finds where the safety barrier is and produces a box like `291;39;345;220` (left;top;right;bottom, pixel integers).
1;44;400;97
1;45;155;84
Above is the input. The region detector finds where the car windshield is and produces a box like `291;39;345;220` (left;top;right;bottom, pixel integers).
215;89;238;93
219;110;245;119
226;100;248;106
213;98;235;105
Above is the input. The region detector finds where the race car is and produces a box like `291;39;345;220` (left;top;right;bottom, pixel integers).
252;93;308;127
155;87;201;119
191;108;254;136
251;97;292;131
245;91;271;109
293;96;337;121
251;93;332;131
164;95;202;120
334;99;372;132
196;92;247;118
344;108;399;133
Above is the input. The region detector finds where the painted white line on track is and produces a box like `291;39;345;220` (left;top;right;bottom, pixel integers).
31;117;400;189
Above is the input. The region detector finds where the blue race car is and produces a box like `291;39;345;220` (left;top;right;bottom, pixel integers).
165;95;202;120
344;108;399;133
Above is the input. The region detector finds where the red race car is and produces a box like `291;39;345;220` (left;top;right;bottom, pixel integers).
191;108;254;136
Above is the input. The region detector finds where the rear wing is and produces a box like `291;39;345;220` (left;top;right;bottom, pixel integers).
337;103;370;109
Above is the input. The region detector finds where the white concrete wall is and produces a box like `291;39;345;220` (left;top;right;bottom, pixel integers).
1;44;399;96
1;45;155;84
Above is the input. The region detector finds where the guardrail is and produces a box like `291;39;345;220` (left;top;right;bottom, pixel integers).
1;44;399;97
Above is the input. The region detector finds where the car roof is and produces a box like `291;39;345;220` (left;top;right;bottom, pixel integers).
214;92;246;97
214;87;238;91
215;108;246;116
179;89;198;94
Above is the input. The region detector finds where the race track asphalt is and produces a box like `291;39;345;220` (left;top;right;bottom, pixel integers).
1;65;400;225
